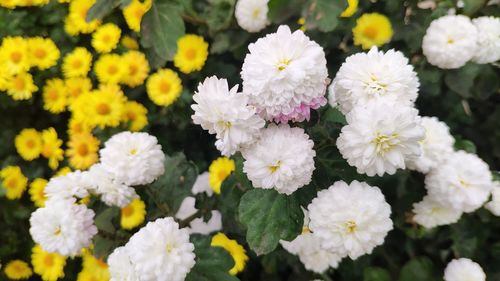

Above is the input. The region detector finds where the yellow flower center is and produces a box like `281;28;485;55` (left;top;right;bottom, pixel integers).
72;59;82;69
458;178;470;188
122;206;134;217
96;103;111;115
126;111;137;120
47;89;59;101
44;254;54;267
159;81;170;93
34;48;47;59
345;220;357;233
54;226;61;236
42;144;53;157
5;178;17;189
218;171;228;181
96;259;107;268
77;143;89;156
107;65;118;75
26;139;35;149
14;77;25;91
102;34;111;43
129;64;138;76
184;48;197;60
447;38;454;44
372;132;398;155
134;7;145;19
166;243;174;253
363;26;378;40
276;59;291;71
129;148;137;155
268;160;282;173
252;8;261;18
10;51;22;63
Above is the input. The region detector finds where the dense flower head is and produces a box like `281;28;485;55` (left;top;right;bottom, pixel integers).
471;16;500;64
66;132;100;170
42;78;67;114
122;100;148;131
235;0;269;33
211;232;249;275
121;50;150;87
352;13;393;49
422;15;478;69
122;0;151;32
444;258;486;281
242;124;315;195
5;72;39;100
15;128;43;161
120;197;146;230
28;37;60;70
91;23;121;53
1;165;28;200
146;68;183;106
79;252;111;281
67;0;101;34
41;127;64;170
3;260;32;280
62;47;92;78
88;164;137;208
65;76;92;104
94;54;126;84
43;170;92;200
174;34;209;74
241;25;329;123
308;180;393;260
107;246;139;281
412;195;463;228
208;157;235;194
29;178;48;208
31;244;67;281
0;36;30;74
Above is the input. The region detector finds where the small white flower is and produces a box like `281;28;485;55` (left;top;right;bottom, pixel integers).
444;258;486;281
331;47;419;115
425;150;494;212
471;16;500;64
412;195;463;228
241;25;329;123
108;246;139;281
44;171;93;200
327;82;337;108
125;217;195;281
191;172;213;196
235;0;269;33
191;76;265;156
89;164;137;208
406;116;455;174
308;181;393;260
242;124;316;195
485;183;500;216
336;102;424;176
422;15;478;69
175;196;222;234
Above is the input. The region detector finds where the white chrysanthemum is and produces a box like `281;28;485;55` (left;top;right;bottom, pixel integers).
425;150;494;213
29;198;97;256
242;124;315;195
422;15;478;69
412;195;463;228
444;258;486;281
331;47;419;115
191;76;265;156
125;217;195;281
191;172;213;196
241;25;329;123
89;164;137;208
99;131;165;186
327;82;337;108
336;102;424;176
308;181;393;260
472;16;500;64
175;196;222;234
485;183;500;216
44;171;93;200
235;0;269;33
406;116;455;174
108;246;139;281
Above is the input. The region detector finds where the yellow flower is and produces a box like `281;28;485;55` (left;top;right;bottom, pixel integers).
3;260;32;280
208;157;235;194
67;0;101;34
121;35;139;50
211;233;248;275
0;166;28;200
17;0;49;6
5;72;38;100
352;13;393;50
0;0;17;9
0;36;30;74
43;78;67;114
41;128;64;170
94;54;126;84
62;47;92;78
29;178;48;208
55;166;72;177
0;63;12;91
341;0;358;17
67;117;92;137
28;37;60;70
66;132;100;170
64;15;80;36
120;197;146;230
123;101;148;131
65;77;92;104
78;254;110;281
121;50;150;87
173;34;209;74
91;23;121;53
122;0;152;32
31;245;66;281
146;68;182;106
15;128;43;161
297;17;306;31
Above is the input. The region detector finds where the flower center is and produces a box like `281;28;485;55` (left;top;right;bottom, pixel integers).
14;77;25;91
126;111;136;120
54;226;61;236
129;148;137;155
268;160;282;173
72;59;82;69
184;48;197;60
372;132;399;155
366;75;387;96
26;139;35;148
77;143;89;156
447;37;454;44
159;81;170;93
102;34;111;43
129;64;138;75
96;258;107;268
217;120;232;129
34;48;47;59
44;254;54;267
47;89;59;101
5;178;17;189
96;103;111;115
363;26;378;40
122;206;134;217
252;8;260;18
10;51;22;63
302;226;311;234
345;220;357;233
166;242;174;253
276;59;291;71
458;177;470;188
107;65;118;75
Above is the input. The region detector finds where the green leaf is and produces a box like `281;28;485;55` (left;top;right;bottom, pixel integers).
203;0;235;33
306;0;344;32
444;63;482;98
86;0;120;22
399;257;436;281
92;235;117;259
454;137;477;154
238;189;303;255
94;207;119;233
364;267;391;281
324;107;346;125
462;0;486;15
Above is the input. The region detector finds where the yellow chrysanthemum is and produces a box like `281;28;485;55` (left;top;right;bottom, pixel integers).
31;244;66;281
16;0;49;6
29;178;48;208
66;132;100;170
120;197;146;230
55;166;72;177
65;77;92;104
5;72;38;100
67;117;92;137
15;128;43;161
173;34;209;74
62;47;92;78
91;23;121;53
122;0;152;32
67;0;101;34
0;166;28;200
123;101;148;131
0;62;12;91
208;157;235;194
341;0;358;17
94;54;126;84
3;260;32;280
121;35;139;50
78;254;110;281
121;50;150;87
211;233;248;275
146;68;182;106
43;78;67;114
41;128;64;170
0;36;30;74
0;0;17;9
28;37;60;70
64;15;80;36
352;13;393;50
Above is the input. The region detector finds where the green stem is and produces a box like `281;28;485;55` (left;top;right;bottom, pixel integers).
145;186;170;216
179;209;202;228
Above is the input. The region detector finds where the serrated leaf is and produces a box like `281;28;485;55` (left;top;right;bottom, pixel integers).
203;0;235;33
86;0;120;22
306;0;344;32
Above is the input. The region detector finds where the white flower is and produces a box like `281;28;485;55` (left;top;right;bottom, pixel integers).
235;0;269;33
422;15;478;69
29;198;97;256
425;150;494;212
99;131;165;186
191;76;265;156
242;124;315;195
175;196;222;234
308;181;393;260
108;246;139;281
444;258;486;281
89;164;137;208
485;183;500;216
241;25;329;123
327;82;337;108
412;195;463;228
44;171;92;200
331;47;419;115
406;116;455;174
191;172;213;196
125;217;195;281
471;16;500;64
336;102;424;176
